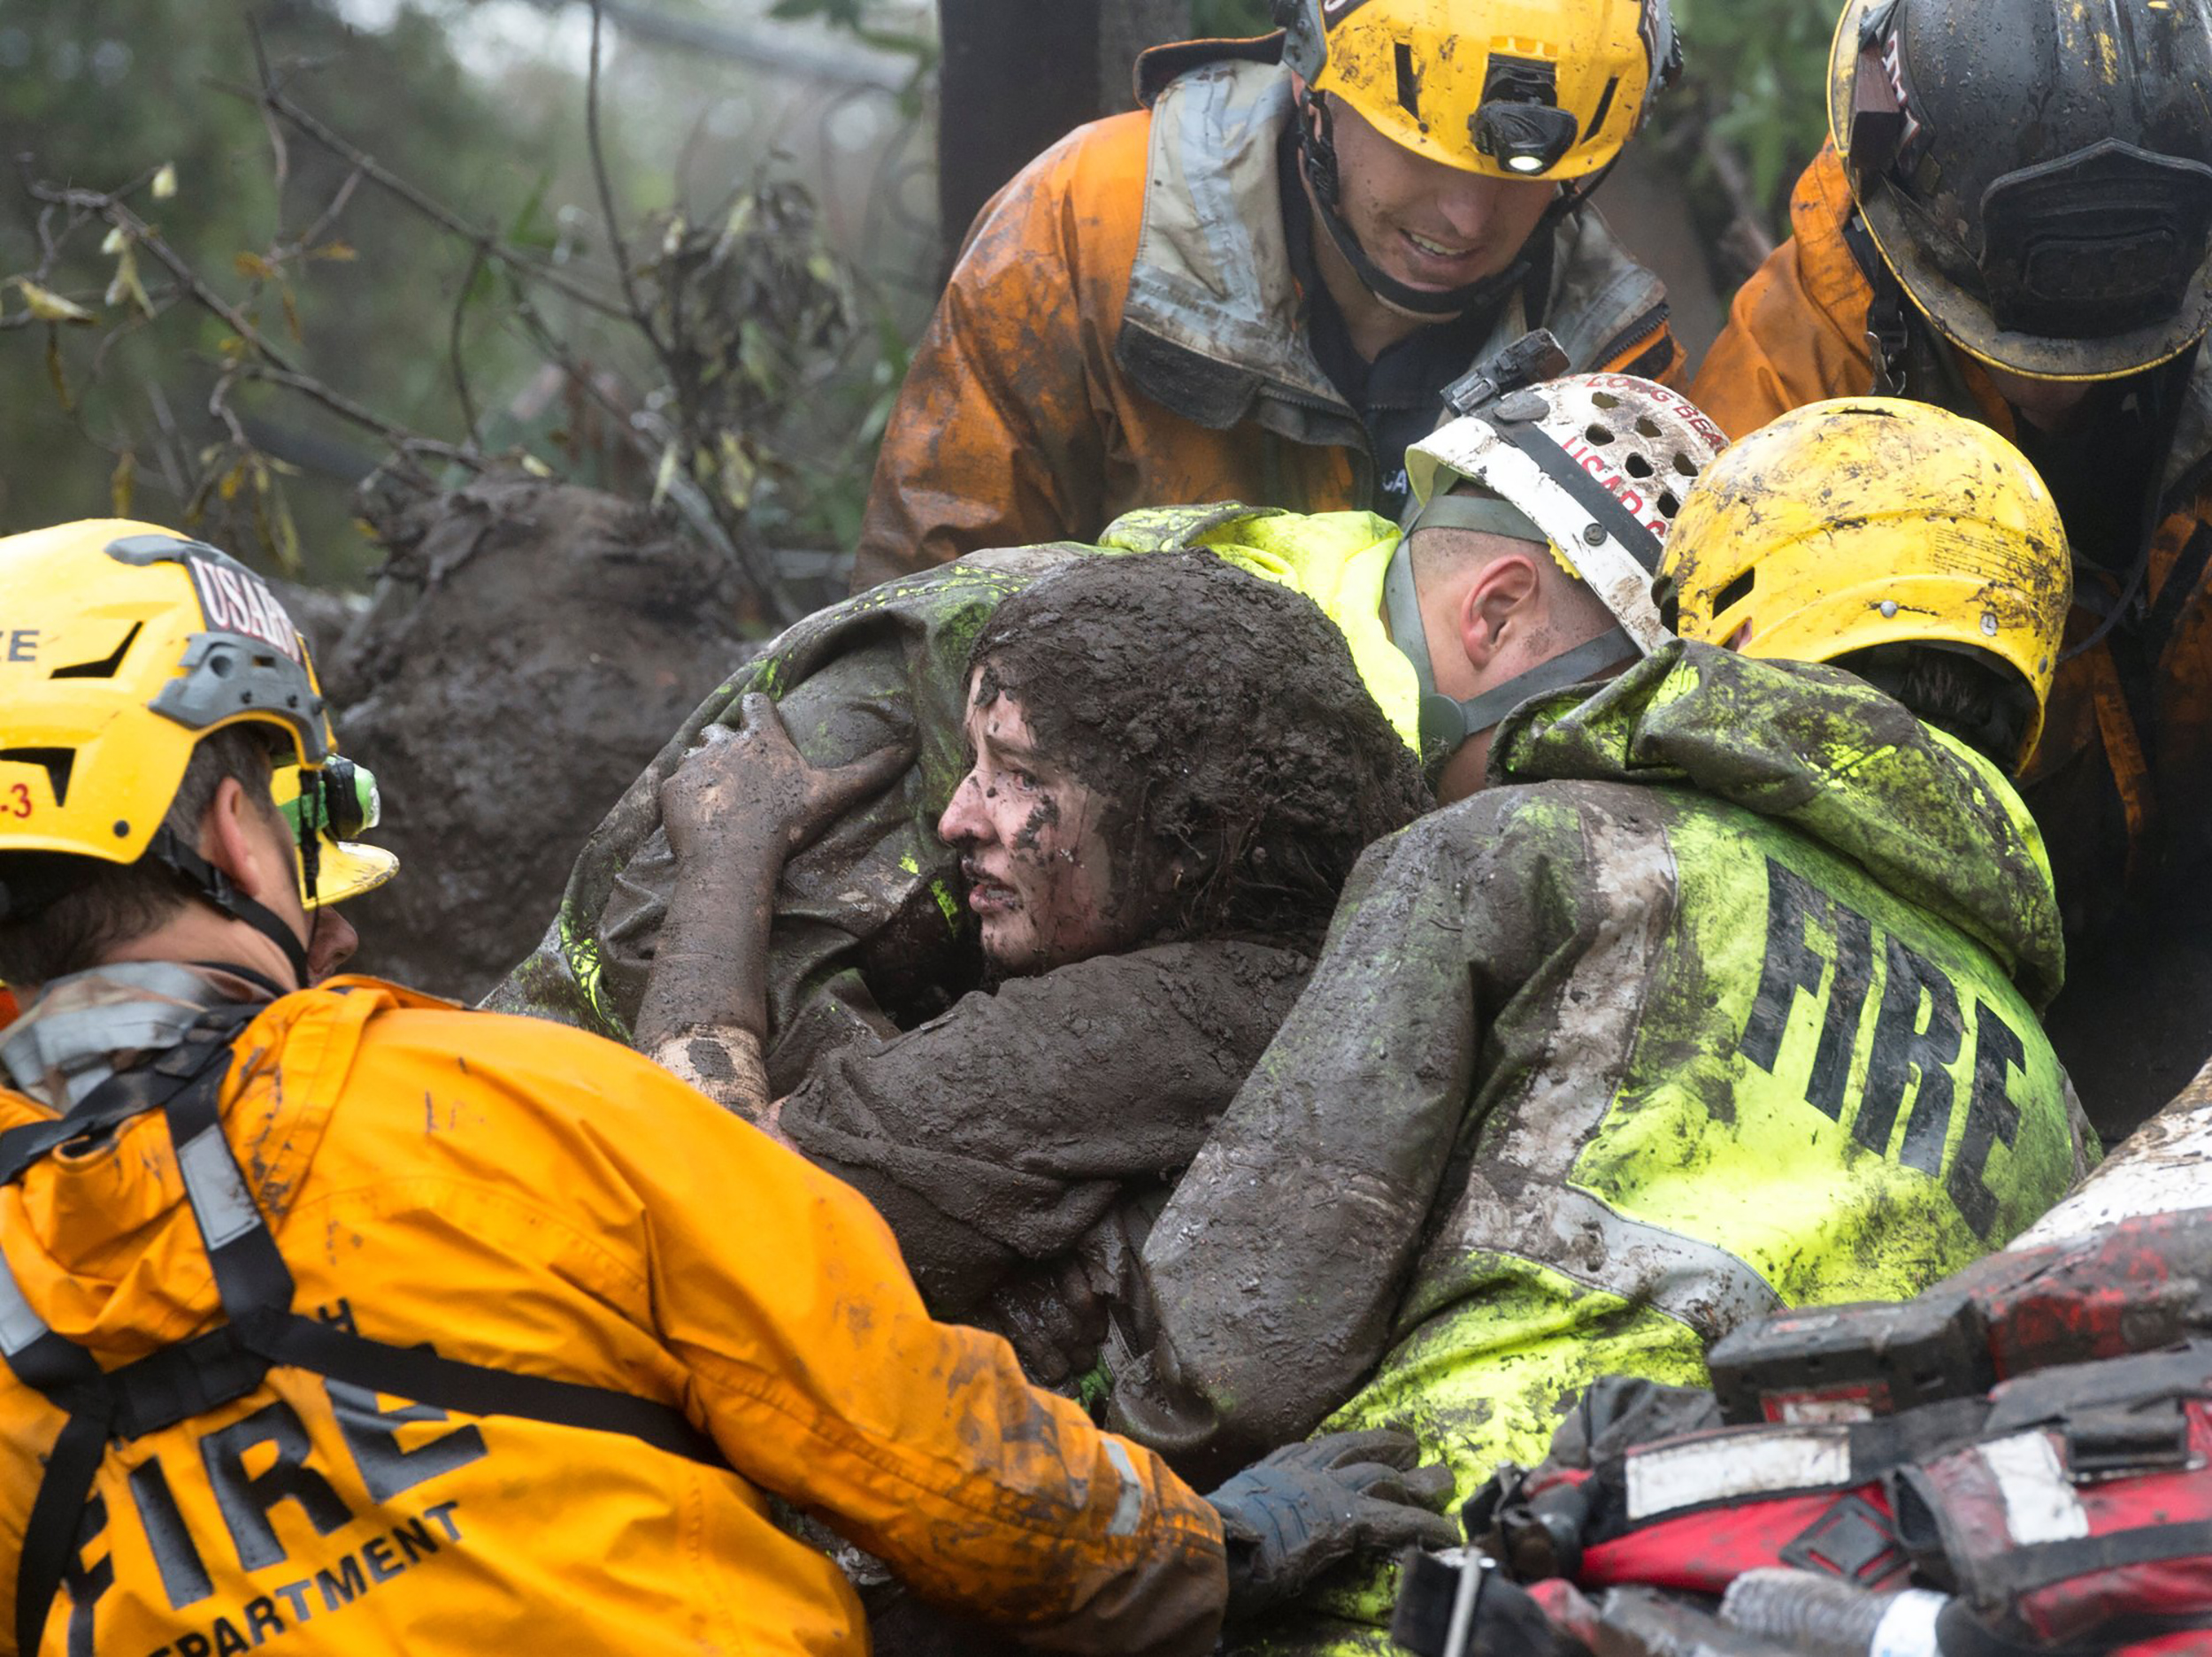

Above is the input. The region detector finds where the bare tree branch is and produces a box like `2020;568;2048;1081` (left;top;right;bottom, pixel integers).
211;77;634;323
449;242;488;447
585;2;666;359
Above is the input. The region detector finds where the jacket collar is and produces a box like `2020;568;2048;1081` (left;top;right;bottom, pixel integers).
0;962;263;1109
1116;55;1669;441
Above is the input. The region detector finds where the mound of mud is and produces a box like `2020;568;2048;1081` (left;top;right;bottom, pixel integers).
320;475;757;1001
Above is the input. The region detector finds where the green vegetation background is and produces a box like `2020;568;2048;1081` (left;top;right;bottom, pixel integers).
0;0;1833;586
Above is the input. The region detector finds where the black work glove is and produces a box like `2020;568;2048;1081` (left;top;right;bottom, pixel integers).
1204;1429;1460;1617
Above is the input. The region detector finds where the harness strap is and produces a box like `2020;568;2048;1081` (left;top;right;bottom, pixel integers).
1383;535;1640;765
2;1027;728;1657
1486;413;1663;574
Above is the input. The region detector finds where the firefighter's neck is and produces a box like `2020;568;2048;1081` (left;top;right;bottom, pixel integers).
104;785;310;992
1302;173;1442;362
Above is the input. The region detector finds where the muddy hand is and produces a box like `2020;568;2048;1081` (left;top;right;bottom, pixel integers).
1205;1428;1460;1618
660;692;910;863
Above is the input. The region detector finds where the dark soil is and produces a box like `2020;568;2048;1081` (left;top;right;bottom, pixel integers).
319;474;757;1000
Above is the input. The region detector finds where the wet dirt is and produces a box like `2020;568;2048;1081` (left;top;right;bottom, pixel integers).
319;475;757;1000
967;551;1431;951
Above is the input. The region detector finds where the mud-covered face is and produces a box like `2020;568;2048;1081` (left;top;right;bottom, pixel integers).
936;671;1134;977
1324;94;1556;295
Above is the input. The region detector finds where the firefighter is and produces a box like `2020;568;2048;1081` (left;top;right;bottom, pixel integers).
852;0;1686;590
0;520;1456;1657
1112;400;2098;1655
1690;0;2212;1130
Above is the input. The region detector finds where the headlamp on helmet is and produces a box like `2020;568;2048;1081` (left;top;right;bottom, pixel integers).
1470;58;1580;177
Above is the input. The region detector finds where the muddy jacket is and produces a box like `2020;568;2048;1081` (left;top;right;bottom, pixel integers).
852;48;1680;590
0;966;1224;1657
781;938;1314;1385
1118;644;2093;1649
490;502;1412;1091
1693;141;2212;948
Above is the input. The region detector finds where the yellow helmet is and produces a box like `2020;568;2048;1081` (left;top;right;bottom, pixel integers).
1279;0;1678;180
1657;399;2072;771
0;520;393;978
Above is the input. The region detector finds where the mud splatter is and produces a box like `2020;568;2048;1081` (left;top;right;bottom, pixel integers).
964;553;1431;951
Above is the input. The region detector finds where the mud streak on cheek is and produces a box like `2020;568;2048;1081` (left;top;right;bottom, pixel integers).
1011;791;1061;853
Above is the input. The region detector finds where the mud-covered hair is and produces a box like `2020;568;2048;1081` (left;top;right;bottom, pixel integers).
964;552;1432;949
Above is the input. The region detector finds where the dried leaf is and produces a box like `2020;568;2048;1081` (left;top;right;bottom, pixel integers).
651;441;680;508
43;329;72;412
111;450;136;518
518;453;553;479
218;459;249;502
717;432;757;511
309;241;357;262
262;473;303;574
100;226;127;256
151;162;178;200
280;286;301;343
105;243;154;318
15;280;96;325
234;251;276;283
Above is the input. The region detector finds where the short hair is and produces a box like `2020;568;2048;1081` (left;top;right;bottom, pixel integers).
964;552;1432;951
1835;642;2036;768
0;726;280;986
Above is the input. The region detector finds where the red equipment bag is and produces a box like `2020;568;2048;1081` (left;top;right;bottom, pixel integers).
1892;1345;2212;1650
1466;1349;2212;1652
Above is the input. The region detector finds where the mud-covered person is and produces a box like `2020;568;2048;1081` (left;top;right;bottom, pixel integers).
629;552;1429;1383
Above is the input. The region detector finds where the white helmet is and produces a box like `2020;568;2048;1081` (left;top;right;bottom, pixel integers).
1384;369;1726;762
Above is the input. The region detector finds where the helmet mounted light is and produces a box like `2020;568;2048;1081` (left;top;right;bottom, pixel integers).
1470;59;1579;177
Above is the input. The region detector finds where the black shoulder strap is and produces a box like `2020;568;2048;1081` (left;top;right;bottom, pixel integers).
3;1031;726;1657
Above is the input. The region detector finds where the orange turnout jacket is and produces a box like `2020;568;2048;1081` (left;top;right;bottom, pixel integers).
0;977;1224;1656
854;48;1684;591
1694;142;2212;942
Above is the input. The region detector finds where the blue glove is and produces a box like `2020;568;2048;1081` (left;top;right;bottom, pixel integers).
1205;1428;1460;1615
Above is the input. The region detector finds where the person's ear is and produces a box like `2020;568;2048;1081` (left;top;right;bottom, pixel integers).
1455;551;1542;674
201;778;296;910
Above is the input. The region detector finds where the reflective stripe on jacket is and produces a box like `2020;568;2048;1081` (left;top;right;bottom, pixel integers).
853;51;1681;591
1693;142;2212;945
1120;643;2096;1652
0;978;1225;1655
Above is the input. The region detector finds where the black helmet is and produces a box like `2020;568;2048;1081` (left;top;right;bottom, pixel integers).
1831;0;2212;381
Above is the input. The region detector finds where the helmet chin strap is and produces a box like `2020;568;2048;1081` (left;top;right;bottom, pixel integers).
1384;527;1637;772
1295;87;1567;323
147;827;311;992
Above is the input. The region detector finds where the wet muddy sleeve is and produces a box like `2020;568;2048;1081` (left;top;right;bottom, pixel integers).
778;943;1312;1319
585;1045;1227;1653
852;158;1107;589
1122;807;1563;1468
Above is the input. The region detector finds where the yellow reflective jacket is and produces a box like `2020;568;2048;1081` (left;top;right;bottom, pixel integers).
1118;644;2097;1653
0;974;1224;1656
